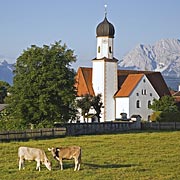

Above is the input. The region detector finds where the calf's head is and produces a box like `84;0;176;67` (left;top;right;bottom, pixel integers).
48;147;60;159
43;158;52;171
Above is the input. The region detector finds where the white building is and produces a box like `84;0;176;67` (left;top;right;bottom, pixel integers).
75;13;170;122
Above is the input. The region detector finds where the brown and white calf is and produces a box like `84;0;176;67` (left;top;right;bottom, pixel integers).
18;147;51;171
48;146;81;171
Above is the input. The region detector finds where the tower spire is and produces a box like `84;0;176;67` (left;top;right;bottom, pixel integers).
104;4;107;17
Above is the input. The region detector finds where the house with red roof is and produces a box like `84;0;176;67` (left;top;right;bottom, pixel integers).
75;12;170;122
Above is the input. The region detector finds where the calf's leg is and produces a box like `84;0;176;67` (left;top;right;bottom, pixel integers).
77;162;81;171
36;160;41;171
19;158;24;170
59;159;63;170
74;158;78;171
77;155;81;171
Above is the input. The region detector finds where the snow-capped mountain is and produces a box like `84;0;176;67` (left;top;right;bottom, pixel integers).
0;60;14;85
119;39;180;90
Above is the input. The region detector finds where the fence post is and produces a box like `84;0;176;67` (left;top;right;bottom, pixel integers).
158;122;160;130
174;122;176;130
40;129;43;137
24;131;27;139
52;128;55;137
7;131;9;140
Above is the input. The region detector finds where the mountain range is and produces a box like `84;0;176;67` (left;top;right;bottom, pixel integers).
119;38;180;90
0;60;14;85
0;38;180;89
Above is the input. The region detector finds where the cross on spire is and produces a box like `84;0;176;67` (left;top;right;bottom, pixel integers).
104;4;107;17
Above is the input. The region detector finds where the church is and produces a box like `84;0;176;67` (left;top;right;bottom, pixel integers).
75;12;170;122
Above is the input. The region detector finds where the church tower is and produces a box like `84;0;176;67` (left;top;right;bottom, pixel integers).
92;8;118;121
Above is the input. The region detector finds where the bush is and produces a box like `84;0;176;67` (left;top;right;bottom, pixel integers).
158;111;180;122
0;117;25;131
150;111;162;122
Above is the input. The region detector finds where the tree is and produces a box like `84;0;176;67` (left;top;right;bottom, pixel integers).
76;94;92;122
0;81;10;103
76;93;103;122
149;95;178;112
91;94;103;122
8;41;77;127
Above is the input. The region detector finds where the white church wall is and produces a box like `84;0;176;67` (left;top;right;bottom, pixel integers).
129;76;159;120
115;97;129;119
92;60;105;95
104;61;117;121
97;37;113;59
92;59;117;122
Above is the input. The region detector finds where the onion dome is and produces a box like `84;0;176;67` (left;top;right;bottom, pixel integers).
96;17;115;38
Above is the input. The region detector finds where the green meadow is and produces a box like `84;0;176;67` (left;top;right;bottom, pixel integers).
0;131;180;180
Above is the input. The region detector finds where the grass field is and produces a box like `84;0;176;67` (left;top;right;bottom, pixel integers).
0;131;180;180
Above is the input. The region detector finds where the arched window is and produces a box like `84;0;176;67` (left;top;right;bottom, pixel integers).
148;100;151;108
136;100;140;108
98;46;100;53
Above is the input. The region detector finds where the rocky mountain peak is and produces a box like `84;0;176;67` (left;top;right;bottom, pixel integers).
119;38;180;77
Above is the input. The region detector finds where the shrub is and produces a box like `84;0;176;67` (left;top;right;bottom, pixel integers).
158;112;180;122
150;111;162;122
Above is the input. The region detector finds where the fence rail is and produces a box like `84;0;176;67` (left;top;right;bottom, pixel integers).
0;128;66;142
141;122;180;130
1;122;180;142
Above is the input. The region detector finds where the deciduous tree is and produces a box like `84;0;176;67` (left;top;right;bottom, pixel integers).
0;81;10;103
8;41;77;127
91;94;103;122
76;93;103;122
76;94;92;122
149;95;178;112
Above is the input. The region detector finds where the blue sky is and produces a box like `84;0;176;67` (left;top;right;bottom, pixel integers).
0;0;180;69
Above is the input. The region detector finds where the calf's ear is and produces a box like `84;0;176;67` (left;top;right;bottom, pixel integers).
48;148;52;151
56;148;60;152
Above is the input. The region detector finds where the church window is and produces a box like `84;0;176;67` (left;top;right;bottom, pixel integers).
136;100;140;108
109;46;112;53
148;100;151;108
142;89;147;95
98;46;100;53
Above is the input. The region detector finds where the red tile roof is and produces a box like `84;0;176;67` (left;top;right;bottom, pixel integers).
173;91;180;96
115;74;144;97
75;67;171;97
173;91;180;103
117;69;171;97
174;97;180;102
75;67;94;96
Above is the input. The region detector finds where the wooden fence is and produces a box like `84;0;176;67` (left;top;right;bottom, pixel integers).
0;121;141;141
0;128;66;142
141;122;180;130
1;121;180;142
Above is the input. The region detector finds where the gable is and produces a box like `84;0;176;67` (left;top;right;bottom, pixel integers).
117;70;170;97
75;67;94;96
115;74;144;97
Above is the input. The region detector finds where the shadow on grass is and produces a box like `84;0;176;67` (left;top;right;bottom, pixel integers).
83;162;137;169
